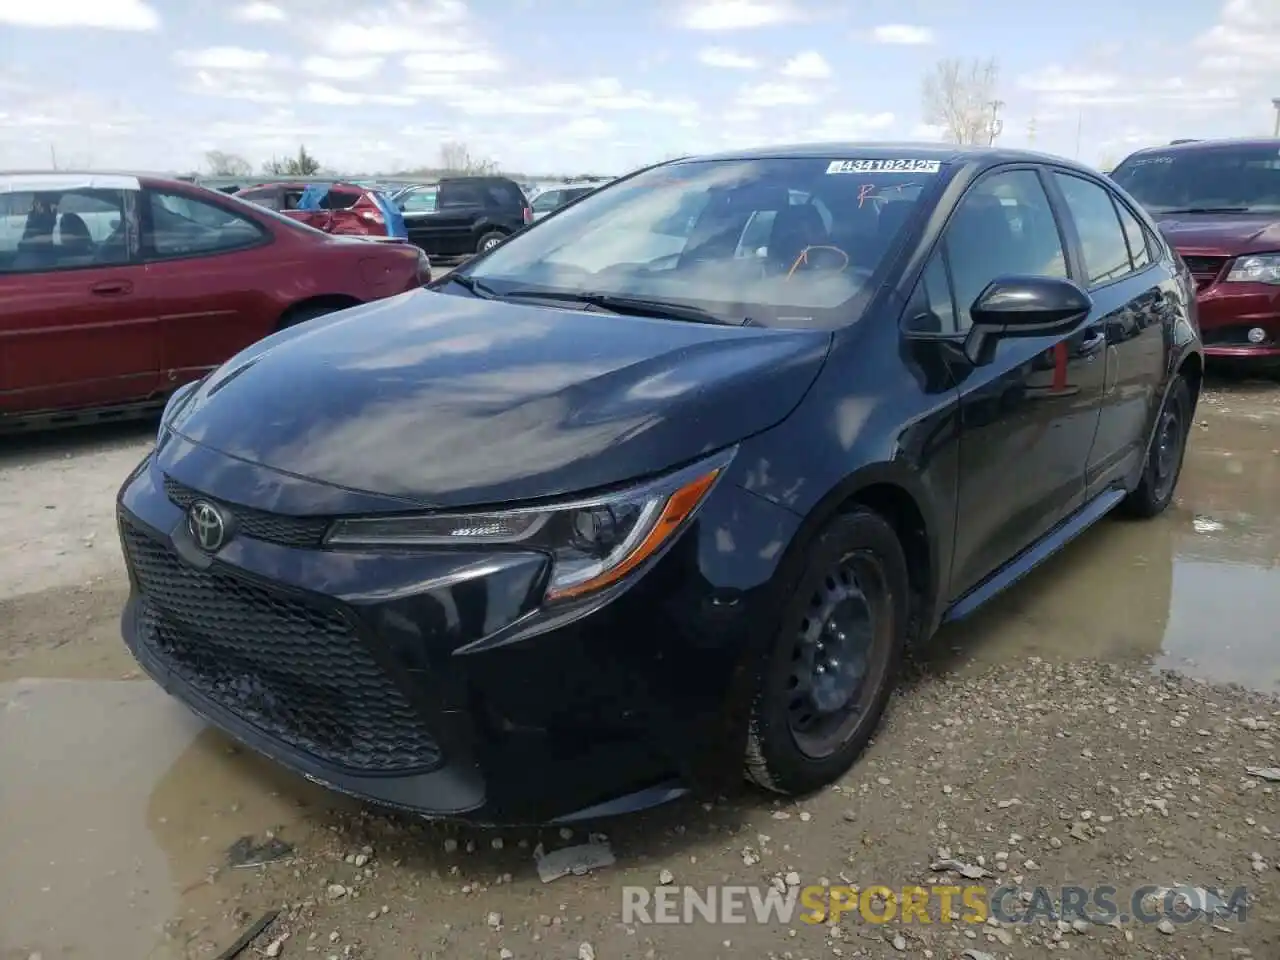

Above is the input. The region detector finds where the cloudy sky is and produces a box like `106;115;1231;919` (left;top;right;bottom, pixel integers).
0;0;1276;176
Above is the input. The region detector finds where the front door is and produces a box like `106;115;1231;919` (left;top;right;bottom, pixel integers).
933;167;1108;599
0;184;160;416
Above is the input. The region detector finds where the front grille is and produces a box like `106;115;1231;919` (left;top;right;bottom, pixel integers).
163;476;329;548
122;520;441;773
1181;255;1229;285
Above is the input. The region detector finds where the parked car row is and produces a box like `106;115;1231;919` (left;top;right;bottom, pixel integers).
0;172;430;430
233;175;537;261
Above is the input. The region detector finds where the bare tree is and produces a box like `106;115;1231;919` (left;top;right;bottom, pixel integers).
438;141;499;175
204;150;253;176
921;58;1002;145
262;146;322;177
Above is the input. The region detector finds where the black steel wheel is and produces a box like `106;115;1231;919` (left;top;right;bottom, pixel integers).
1122;374;1192;518
745;508;909;795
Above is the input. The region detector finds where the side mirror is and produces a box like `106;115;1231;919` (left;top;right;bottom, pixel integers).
964;275;1092;366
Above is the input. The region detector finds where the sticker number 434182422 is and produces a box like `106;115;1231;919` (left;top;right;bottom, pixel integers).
827;159;941;174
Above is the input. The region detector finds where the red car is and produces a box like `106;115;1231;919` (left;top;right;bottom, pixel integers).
0;172;431;431
1111;138;1280;363
235;181;399;239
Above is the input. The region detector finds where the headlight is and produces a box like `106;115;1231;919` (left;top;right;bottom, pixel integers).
324;448;735;602
1226;253;1280;284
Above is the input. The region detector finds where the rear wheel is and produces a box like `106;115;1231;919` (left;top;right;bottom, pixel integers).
477;230;506;253
1121;374;1191;518
744;509;908;796
278;301;349;330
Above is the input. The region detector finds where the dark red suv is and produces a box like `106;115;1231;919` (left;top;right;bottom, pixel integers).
0;172;431;430
1111;138;1280;363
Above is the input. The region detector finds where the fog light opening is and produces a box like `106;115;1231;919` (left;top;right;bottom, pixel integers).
1248;327;1267;344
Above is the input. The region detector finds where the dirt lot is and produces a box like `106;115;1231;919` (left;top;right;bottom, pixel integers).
3;377;1280;960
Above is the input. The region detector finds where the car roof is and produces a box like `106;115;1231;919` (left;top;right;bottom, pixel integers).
239;181;367;191
676;141;1099;174
1120;136;1280;158
0;170;192;192
437;175;520;184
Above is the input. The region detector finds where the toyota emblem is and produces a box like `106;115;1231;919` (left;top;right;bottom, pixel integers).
188;500;227;552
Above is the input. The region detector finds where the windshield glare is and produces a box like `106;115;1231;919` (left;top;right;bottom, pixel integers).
1111;145;1280;213
464;158;942;326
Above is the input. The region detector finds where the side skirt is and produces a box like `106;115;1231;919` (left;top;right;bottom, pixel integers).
941;487;1127;624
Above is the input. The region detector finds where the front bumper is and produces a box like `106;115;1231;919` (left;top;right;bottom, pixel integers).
115;438;799;823
1193;279;1280;360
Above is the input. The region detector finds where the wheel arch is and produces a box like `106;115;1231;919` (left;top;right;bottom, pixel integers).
773;463;942;645
277;294;363;331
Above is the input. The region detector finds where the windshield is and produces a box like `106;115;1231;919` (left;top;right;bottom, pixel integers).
1111;144;1280;213
462;157;945;328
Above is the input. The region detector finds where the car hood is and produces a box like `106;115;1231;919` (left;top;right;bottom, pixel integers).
168;290;831;509
1152;212;1280;255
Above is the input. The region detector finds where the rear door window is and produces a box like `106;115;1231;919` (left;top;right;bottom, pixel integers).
1053;172;1134;285
531;190;562;213
1114;199;1152;271
0;188;131;273
439;183;484;208
146;190;266;259
485;182;523;208
399;187;438;213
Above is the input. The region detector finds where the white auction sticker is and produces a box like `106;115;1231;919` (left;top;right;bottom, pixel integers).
826;159;942;174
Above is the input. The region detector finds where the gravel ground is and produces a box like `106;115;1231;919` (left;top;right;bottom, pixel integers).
2;377;1279;959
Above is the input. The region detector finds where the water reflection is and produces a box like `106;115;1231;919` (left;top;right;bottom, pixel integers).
932;417;1280;692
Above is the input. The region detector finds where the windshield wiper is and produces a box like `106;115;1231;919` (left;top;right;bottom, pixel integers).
1158;206;1251;214
441;273;500;298
500;289;746;325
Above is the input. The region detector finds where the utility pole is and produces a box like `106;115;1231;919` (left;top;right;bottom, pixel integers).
987;100;1005;146
49;144;57;170
1272;98;1280;137
1027;116;1038;146
1075;110;1083;159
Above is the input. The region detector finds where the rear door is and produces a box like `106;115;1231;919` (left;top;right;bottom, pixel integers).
932;166;1108;597
429;181;487;255
1047;170;1171;496
140;186;278;386
0;183;161;416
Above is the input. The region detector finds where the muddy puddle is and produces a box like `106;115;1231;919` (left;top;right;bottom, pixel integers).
0;678;351;959
934;399;1280;691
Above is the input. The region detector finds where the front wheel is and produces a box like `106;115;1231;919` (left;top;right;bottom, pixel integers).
744;509;909;796
477;231;506;253
1121;374;1192;518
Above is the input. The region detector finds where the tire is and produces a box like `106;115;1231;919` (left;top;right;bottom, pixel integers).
1121;374;1192;519
278;302;344;331
744;508;909;796
476;230;506;253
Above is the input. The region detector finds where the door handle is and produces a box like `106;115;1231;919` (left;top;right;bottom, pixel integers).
90;280;133;296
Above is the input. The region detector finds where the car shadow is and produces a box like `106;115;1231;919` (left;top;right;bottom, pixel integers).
0;418;156;469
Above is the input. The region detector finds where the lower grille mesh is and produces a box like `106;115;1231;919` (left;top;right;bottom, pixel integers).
122;520;440;772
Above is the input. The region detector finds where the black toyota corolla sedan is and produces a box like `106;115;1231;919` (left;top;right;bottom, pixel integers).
117;143;1203;824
